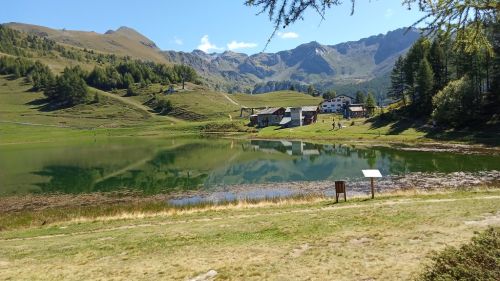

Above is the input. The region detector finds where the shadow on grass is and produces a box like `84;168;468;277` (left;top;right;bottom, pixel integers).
368;114;428;135
3;74;20;81
25;98;74;112
425;129;500;146
367;114;500;147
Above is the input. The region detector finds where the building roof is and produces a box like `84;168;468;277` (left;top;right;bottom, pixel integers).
337;95;354;99
279;117;292;126
302;106;319;112
349;106;365;112
257;107;284;115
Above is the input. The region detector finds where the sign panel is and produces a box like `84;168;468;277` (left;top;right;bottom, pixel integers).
362;169;382;178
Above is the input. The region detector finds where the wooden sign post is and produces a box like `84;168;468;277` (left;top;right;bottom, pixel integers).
362;169;382;199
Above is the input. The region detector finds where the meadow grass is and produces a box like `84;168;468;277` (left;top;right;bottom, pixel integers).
255;113;430;143
0;189;499;280
2;76;495;146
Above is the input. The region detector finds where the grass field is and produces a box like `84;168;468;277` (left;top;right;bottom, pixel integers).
1;76;497;147
255;113;430;143
254;113;500;146
0;76;156;127
0;189;499;280
163;89;241;120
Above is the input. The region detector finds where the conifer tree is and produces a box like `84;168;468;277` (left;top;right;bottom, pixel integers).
428;39;447;92
403;38;430;104
388;56;407;105
415;58;435;116
366;92;376;115
307;85;314;96
355;91;366;104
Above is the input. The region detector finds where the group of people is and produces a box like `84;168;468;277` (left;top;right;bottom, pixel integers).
331;118;344;130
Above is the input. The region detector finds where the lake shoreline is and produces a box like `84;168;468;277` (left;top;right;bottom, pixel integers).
2;171;499;214
243;134;500;154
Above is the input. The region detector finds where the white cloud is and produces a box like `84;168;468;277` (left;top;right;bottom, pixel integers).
197;35;222;53
384;9;394;18
277;31;299;39
227;41;258;50
174;37;183;45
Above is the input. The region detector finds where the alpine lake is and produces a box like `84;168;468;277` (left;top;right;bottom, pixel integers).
1;137;499;204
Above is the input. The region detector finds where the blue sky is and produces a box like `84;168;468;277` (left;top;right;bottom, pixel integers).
1;0;426;54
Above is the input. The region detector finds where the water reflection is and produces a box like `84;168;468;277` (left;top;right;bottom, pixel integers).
0;138;498;196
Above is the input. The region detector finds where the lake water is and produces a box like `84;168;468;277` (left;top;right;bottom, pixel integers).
1;137;499;197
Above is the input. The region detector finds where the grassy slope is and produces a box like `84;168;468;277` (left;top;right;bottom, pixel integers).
6;22;169;64
0;76;155;127
131;87;321;121
232;90;321;108
0;190;499;280
164;89;241;120
0;76;173;144
1;76;494;146
255;113;428;143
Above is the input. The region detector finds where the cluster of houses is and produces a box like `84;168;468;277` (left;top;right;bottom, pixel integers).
320;94;369;118
249;106;320;128
250;94;370;128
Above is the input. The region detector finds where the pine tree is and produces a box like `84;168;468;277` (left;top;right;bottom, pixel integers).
428;39;447;92
415;58;435;116
307;85;314;96
388;56;407;105
403;38;430;104
489;20;500;106
366;92;376;115
45;67;88;105
355;91;366;104
323;89;336;100
122;72;134;89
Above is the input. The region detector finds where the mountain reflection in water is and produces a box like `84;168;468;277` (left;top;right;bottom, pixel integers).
0;138;498;196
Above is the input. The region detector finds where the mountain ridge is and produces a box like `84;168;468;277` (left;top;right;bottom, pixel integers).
4;22;421;95
5;22;167;63
162;27;420;93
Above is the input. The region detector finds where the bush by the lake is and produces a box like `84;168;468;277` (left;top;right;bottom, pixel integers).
431;76;472;127
417;227;499;281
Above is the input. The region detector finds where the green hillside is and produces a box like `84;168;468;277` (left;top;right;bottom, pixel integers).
233;91;321;108
6;23;169;63
0;76;156;128
1;23;307;126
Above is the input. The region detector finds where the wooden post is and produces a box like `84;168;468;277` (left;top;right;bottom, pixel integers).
371;177;374;199
362;170;381;200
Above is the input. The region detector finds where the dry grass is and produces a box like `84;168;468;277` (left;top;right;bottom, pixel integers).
2;187;498;231
1;189;499;280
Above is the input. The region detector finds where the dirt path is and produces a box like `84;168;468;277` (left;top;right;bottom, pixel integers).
0;120;70;128
2;195;499;242
222;93;241;107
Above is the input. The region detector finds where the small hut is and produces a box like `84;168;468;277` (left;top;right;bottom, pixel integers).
256;107;285;127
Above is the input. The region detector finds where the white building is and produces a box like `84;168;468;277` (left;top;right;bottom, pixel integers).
320;95;353;113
